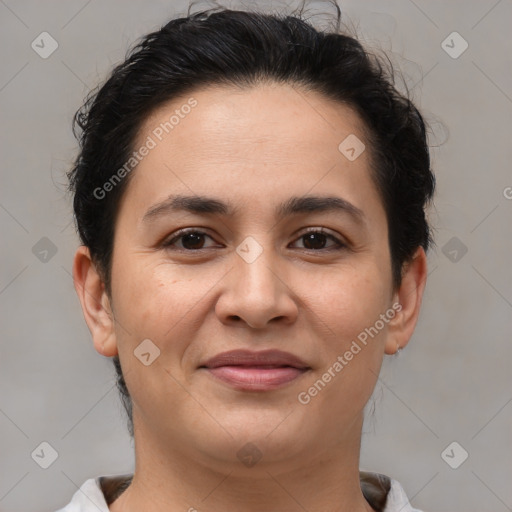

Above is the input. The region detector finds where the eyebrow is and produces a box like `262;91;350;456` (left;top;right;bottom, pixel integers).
142;194;367;227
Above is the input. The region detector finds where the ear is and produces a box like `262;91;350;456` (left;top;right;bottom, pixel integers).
72;246;118;357
384;247;428;355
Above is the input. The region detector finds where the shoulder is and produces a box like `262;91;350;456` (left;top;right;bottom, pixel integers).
385;476;424;512
360;470;424;512
54;474;132;512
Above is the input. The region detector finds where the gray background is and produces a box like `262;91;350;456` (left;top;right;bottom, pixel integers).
1;0;511;511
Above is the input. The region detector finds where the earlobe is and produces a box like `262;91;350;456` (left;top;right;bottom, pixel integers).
72;246;118;357
384;247;428;355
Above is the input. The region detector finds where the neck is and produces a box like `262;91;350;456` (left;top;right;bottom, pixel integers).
109;416;375;512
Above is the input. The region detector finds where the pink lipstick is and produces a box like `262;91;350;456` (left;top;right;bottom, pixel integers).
200;349;310;391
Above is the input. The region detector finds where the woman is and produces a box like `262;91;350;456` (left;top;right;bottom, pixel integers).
60;4;435;511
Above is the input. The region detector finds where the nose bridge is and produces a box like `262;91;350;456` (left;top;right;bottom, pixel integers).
234;234;281;303
215;233;298;328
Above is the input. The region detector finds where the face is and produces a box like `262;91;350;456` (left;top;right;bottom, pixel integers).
76;82;425;473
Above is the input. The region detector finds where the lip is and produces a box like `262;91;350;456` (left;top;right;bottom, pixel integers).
199;349;310;391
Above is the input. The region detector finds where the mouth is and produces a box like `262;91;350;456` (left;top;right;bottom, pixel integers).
199;349;311;391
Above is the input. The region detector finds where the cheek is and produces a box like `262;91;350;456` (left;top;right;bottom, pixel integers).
296;270;389;422
305;263;390;344
125;275;193;335
111;266;203;401
112;259;220;362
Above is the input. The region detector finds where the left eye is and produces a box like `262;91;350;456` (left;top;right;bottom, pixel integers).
290;229;345;251
163;228;345;251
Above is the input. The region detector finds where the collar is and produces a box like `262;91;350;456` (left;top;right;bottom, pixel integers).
99;472;390;507
59;471;422;511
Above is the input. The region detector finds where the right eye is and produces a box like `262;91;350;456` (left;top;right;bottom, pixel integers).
162;229;220;251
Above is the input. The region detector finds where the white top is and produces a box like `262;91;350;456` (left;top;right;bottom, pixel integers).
55;471;423;512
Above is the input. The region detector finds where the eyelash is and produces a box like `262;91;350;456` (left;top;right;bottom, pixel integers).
162;227;347;253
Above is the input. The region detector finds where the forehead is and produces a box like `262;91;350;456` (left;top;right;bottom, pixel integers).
137;81;367;155
121;82;384;227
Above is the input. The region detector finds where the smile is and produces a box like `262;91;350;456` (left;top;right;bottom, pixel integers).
199;349;310;391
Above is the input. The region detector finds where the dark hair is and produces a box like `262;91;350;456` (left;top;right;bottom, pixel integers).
67;4;436;438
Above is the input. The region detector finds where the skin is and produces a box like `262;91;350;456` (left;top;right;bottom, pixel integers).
73;82;427;512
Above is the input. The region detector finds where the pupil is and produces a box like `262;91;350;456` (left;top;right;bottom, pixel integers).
304;233;326;250
183;232;204;249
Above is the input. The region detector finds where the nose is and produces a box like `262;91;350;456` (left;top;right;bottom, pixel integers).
215;241;299;329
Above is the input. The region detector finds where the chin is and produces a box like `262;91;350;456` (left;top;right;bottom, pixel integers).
202;408;308;454
199;431;303;474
